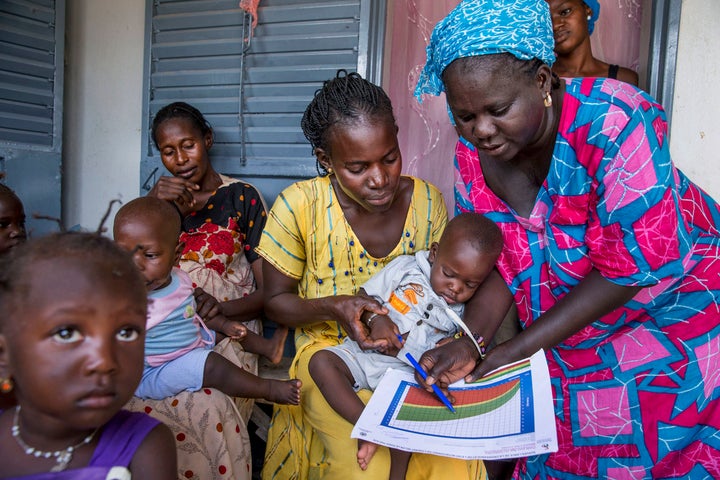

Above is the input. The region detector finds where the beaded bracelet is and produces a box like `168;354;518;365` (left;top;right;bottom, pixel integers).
454;331;486;360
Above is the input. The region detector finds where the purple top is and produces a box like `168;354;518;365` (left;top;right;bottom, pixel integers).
6;410;160;480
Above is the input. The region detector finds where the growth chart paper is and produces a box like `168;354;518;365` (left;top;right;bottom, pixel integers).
351;349;558;460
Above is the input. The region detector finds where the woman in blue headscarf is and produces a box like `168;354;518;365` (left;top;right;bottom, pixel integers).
547;0;638;85
414;0;720;478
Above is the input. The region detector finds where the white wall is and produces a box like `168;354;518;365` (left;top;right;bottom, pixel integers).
63;0;145;231
62;0;720;230
670;0;720;200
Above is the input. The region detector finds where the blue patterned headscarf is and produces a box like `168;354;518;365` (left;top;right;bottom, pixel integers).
414;0;555;102
583;0;601;35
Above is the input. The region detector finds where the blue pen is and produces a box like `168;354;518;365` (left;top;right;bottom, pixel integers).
405;352;456;413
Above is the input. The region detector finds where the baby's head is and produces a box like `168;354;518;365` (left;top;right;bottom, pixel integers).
0;184;27;254
113;197;182;292
428;213;503;304
0;232;147;426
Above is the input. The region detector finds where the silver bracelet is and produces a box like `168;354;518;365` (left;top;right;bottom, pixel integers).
366;312;380;326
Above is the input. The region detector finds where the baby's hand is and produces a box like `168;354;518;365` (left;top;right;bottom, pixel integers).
369;316;403;357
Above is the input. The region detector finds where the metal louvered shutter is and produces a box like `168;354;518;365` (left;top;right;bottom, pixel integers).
0;0;64;235
140;0;386;203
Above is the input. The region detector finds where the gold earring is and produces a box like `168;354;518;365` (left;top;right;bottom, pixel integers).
327;167;333;174
0;377;13;394
543;91;553;108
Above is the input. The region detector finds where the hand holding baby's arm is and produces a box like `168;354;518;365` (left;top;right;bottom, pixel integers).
194;288;222;318
368;315;404;356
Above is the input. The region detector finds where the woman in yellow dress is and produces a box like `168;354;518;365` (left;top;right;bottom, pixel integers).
257;70;485;480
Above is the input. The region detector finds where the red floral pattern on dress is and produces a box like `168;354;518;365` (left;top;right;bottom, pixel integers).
182;233;205;254
208;230;235;256
181;220;237;262
201;222;220;233
206;258;226;275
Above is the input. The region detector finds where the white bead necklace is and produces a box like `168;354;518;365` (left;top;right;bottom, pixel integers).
11;405;99;472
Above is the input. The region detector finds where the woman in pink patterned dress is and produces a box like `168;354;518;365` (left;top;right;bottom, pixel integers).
412;1;720;479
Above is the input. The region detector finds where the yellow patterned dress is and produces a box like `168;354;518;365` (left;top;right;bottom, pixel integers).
257;175;486;480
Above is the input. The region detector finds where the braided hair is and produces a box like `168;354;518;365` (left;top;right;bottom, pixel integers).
151;102;213;150
301;70;396;176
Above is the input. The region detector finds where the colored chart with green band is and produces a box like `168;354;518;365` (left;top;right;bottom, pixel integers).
352;350;558;460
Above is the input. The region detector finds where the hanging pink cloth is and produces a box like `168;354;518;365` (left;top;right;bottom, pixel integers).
591;0;643;72
386;1;460;214
239;0;260;28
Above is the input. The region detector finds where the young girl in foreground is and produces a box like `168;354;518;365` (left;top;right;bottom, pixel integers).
113;196;301;404
0;232;176;479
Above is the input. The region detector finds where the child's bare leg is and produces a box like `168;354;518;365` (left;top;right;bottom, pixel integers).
203;352;301;404
308;350;379;470
389;449;411;480
240;326;289;364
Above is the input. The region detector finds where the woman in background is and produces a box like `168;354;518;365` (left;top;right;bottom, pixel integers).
548;0;639;85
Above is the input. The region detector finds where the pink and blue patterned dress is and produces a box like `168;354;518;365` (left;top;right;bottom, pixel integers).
455;77;720;479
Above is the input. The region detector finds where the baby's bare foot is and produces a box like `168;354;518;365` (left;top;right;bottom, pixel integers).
220;319;247;341
357;440;378;471
266;378;301;405
264;325;289;364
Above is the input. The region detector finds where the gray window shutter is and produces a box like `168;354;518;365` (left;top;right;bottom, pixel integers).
644;0;681;126
140;0;385;202
0;0;64;235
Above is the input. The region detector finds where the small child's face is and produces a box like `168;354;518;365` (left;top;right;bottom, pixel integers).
1;257;146;430
115;220;179;292
0;193;26;253
428;236;496;305
155;117;212;186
